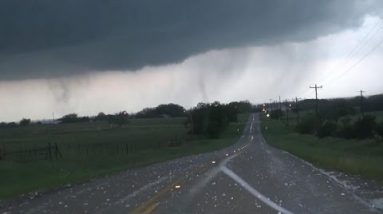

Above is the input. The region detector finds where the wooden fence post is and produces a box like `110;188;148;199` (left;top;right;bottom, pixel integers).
0;144;4;160
34;145;37;159
48;143;52;160
54;143;63;159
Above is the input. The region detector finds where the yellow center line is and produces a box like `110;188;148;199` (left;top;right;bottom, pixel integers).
140;202;159;214
131;162;215;214
131;142;252;214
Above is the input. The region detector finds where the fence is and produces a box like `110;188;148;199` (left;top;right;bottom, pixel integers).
62;142;138;157
0;137;183;162
0;143;62;161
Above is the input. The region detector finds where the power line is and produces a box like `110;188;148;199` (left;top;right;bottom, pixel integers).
298;19;383;98
321;20;383;85
327;35;383;85
331;21;382;70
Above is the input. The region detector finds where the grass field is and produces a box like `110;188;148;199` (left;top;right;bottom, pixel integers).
261;114;383;183
277;110;383;128
0;114;249;199
342;111;383;123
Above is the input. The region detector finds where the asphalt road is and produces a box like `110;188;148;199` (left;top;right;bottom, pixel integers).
1;114;382;214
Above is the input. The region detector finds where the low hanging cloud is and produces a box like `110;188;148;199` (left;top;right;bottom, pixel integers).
0;0;382;80
1;14;383;122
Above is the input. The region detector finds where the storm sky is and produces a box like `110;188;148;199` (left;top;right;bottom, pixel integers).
1;0;383;121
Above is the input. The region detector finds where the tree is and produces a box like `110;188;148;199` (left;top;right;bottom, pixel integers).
155;103;186;117
19;118;31;126
206;102;229;138
95;112;107;121
59;113;78;123
188;103;210;135
134;103;186;118
108;111;129;126
186;102;241;138
59;113;89;123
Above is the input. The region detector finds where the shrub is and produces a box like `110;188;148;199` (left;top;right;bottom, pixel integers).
337;125;354;139
352;115;377;139
295;114;321;135
376;122;383;137
270;109;284;120
317;120;338;138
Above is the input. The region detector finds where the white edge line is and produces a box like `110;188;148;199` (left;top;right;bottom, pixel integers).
220;165;294;214
279;147;376;210
259;133;378;211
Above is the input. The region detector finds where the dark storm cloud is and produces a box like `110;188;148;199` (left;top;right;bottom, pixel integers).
0;0;381;80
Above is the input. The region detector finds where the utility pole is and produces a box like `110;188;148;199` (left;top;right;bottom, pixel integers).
278;96;282;120
310;84;323;117
358;90;365;116
295;97;300;123
285;99;289;126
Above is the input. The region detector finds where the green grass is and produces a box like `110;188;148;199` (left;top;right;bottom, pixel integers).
0;114;248;199
342;111;383;123
261;114;383;182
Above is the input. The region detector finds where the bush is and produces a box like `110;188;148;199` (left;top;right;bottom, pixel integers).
337;125;354;139
317;120;338;138
270;109;284;120
375;122;383;137
337;115;377;139
352;115;377;139
295;114;321;135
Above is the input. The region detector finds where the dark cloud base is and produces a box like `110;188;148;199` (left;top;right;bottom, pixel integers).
0;0;381;80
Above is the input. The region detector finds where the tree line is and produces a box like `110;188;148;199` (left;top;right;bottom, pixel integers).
186;101;252;138
267;93;383;141
1;102;252;138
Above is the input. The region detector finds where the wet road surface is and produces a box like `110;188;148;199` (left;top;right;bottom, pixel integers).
1;114;382;214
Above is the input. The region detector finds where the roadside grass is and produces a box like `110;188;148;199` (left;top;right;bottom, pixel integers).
0;114;248;199
278;110;383;128
261;114;383;183
340;111;383;122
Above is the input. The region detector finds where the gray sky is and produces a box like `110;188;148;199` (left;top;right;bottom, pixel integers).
1;0;383;121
